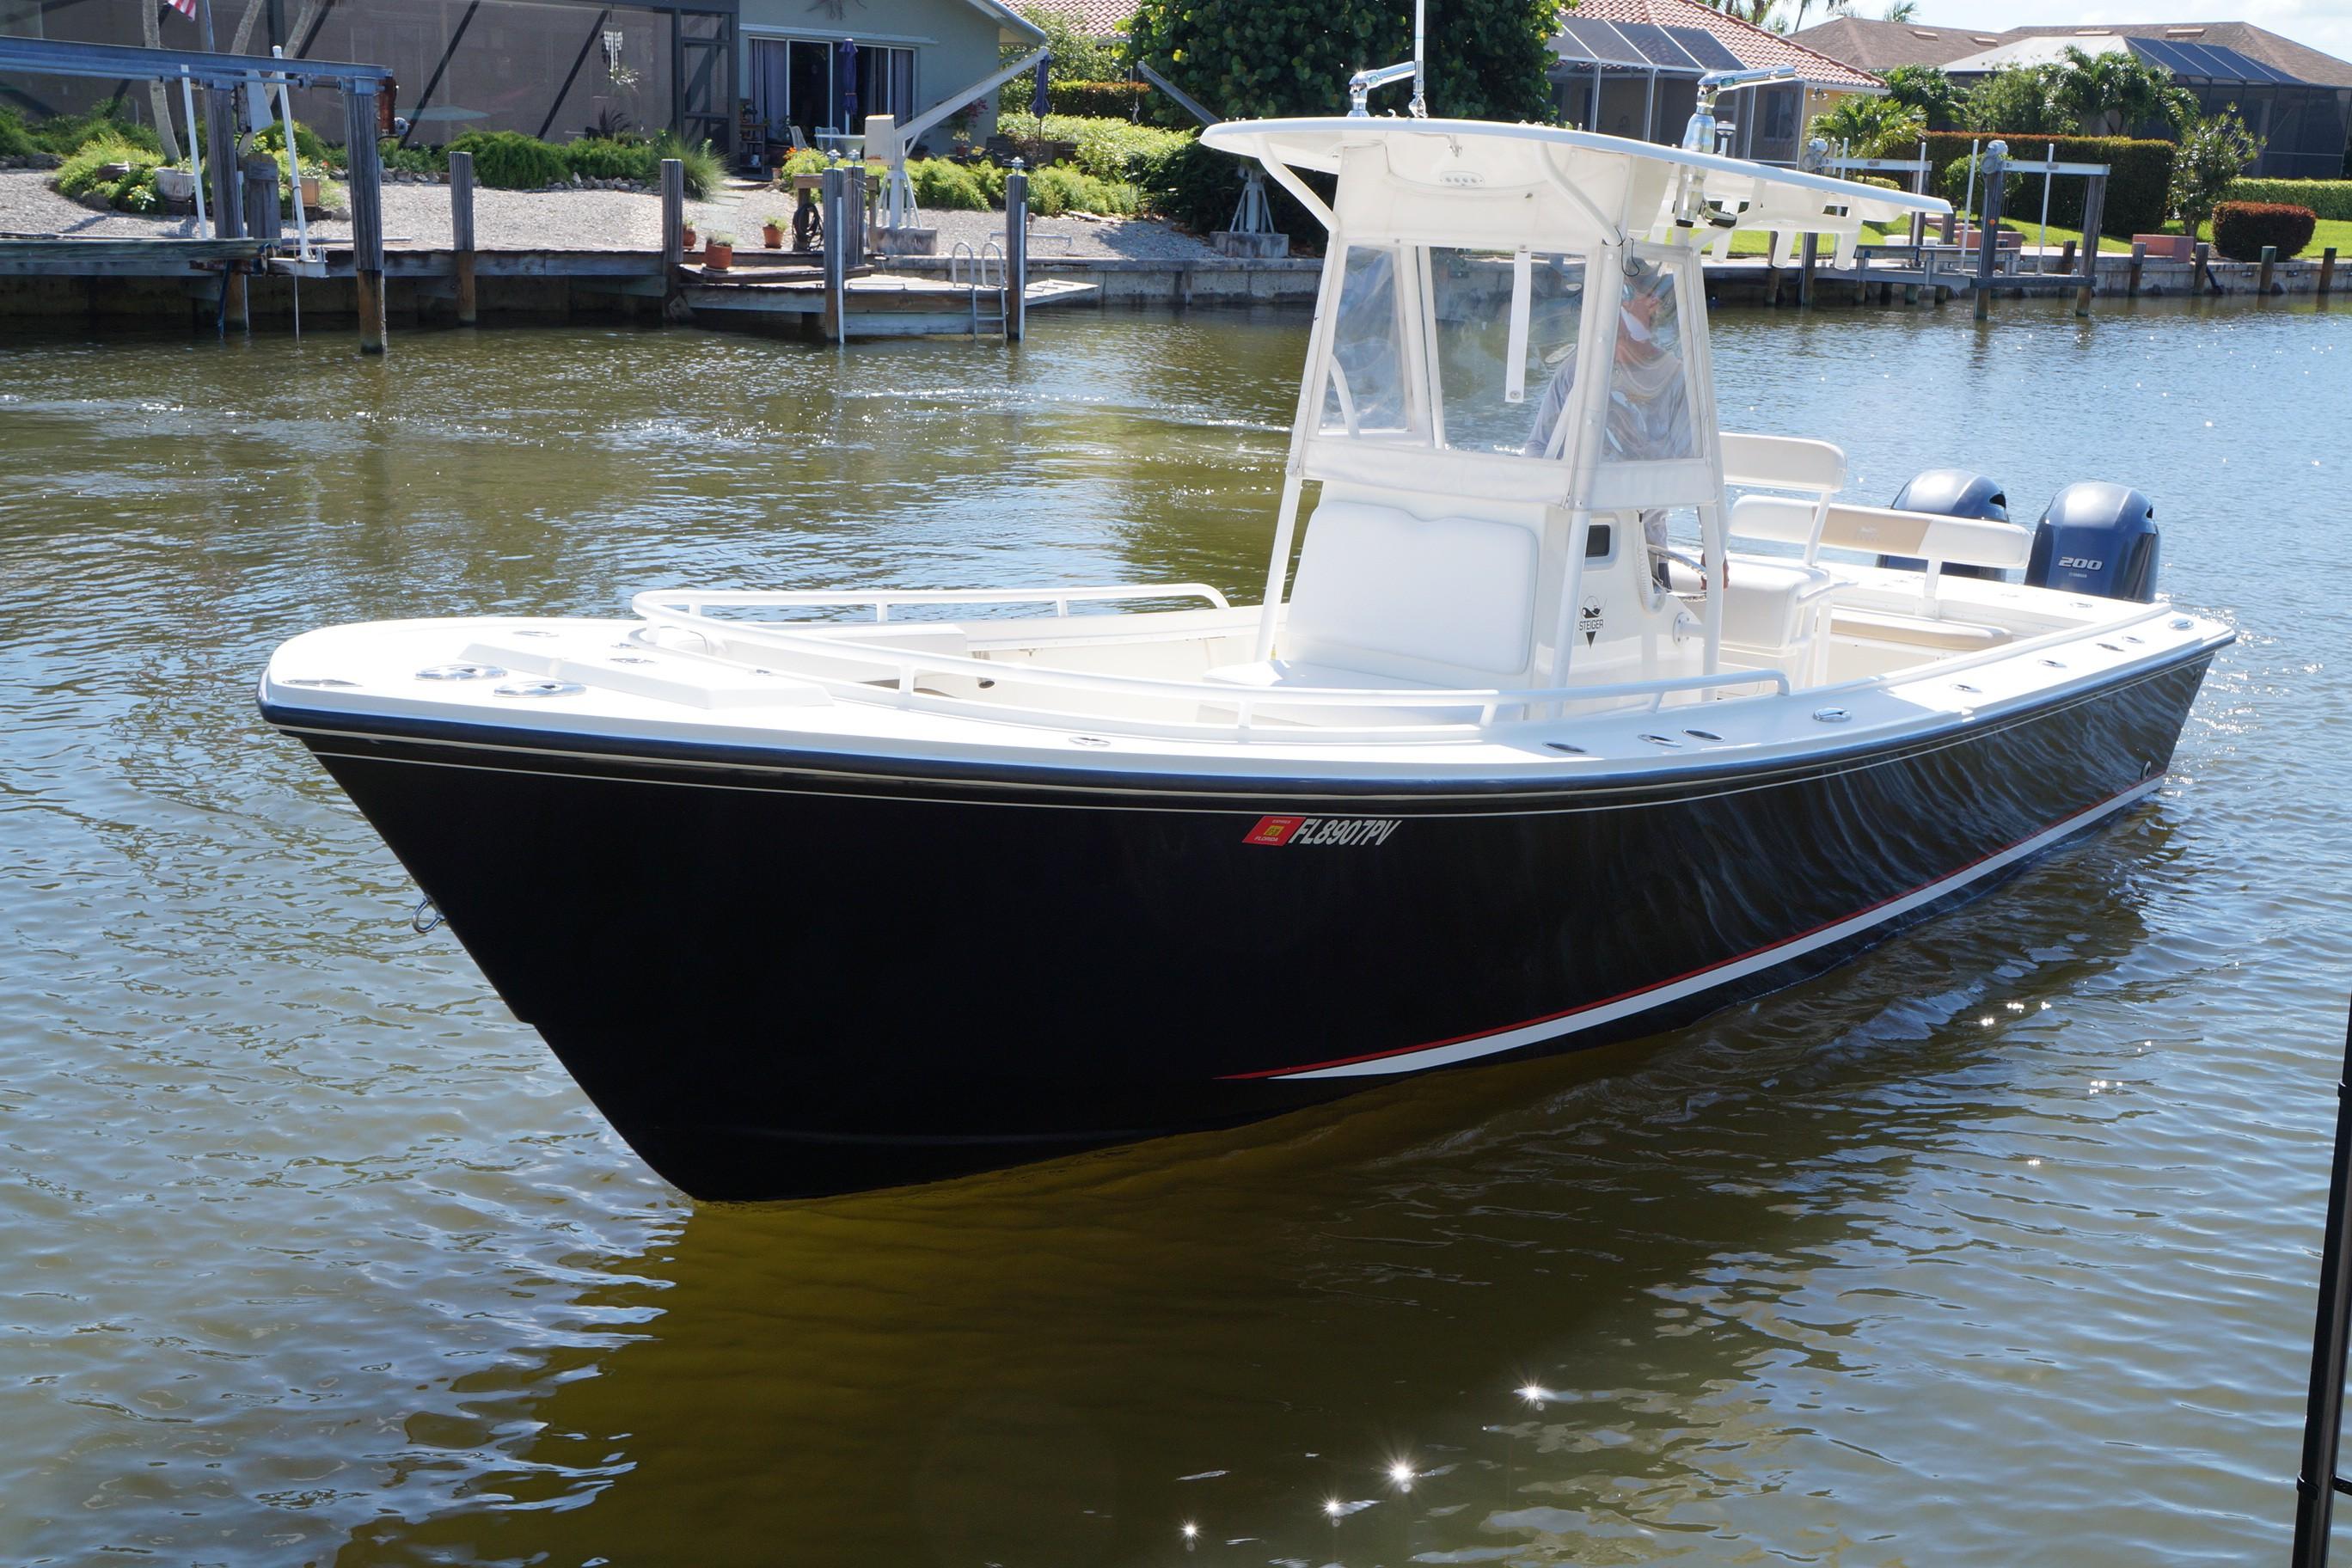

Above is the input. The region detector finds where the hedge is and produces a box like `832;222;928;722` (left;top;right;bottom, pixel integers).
55;135;164;212
2229;179;2352;221
1920;132;2173;238
2212;201;2317;260
991;112;1192;188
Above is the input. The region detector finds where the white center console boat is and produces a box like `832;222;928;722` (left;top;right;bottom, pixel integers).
260;96;2230;1199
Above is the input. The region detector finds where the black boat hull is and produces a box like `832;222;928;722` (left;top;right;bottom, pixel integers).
269;651;2214;1200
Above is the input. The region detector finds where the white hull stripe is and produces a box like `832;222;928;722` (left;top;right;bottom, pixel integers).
1246;775;2165;1081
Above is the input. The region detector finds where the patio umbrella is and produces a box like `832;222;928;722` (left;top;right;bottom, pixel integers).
839;39;860;132
1030;53;1050;117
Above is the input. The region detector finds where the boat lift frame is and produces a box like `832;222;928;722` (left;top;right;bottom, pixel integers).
0;35;395;351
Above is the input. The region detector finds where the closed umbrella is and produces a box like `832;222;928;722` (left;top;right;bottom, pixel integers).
839;39;860;133
1030;52;1050;118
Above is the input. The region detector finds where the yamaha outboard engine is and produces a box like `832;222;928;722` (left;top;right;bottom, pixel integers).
2025;481;2160;602
1882;469;2010;579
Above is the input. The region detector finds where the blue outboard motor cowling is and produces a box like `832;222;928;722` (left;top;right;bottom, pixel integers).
2025;481;2160;603
1883;469;2009;579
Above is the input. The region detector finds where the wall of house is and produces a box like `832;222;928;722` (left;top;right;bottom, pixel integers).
736;0;1016;156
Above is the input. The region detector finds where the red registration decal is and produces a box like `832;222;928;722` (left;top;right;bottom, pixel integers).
1244;814;1306;846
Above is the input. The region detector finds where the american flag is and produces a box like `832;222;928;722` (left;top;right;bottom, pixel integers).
166;0;197;16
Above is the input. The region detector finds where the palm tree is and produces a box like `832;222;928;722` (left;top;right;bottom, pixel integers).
1885;0;1920;20
2050;45;2195;137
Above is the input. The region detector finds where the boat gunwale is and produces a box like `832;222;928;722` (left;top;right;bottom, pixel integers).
259;638;2225;811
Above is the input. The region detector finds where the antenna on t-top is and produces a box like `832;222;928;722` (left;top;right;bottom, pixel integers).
1347;0;1430;119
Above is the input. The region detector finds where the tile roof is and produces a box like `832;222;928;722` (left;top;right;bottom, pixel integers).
1790;17;2005;73
1021;0;1140;39
1797;16;2352;91
1998;21;2352;89
1570;0;1886;90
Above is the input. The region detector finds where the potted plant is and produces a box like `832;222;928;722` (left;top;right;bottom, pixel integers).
703;232;736;269
681;221;698;251
297;161;324;213
762;214;786;248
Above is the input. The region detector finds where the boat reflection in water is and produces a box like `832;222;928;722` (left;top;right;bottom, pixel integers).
260;101;2226;1201
332;813;2175;1565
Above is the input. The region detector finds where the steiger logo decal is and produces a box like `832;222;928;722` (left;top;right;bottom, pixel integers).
1243;814;1402;847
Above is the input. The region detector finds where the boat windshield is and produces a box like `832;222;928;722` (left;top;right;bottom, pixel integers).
1317;242;1702;477
1319;243;1589;459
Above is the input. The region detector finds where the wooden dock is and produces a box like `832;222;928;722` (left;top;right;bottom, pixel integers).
678;261;1096;336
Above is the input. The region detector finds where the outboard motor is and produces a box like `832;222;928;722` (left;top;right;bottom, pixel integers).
1881;468;2010;579
2025;481;2160;602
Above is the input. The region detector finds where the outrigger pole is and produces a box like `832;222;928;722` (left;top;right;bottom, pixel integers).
2290;999;2352;1568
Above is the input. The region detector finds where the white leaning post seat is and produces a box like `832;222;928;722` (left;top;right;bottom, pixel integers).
1730;496;2032;573
1209;500;1540;689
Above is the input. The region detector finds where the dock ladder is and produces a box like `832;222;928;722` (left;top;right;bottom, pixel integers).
948;240;1009;339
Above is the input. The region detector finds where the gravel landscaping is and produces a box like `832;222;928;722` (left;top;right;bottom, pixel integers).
0;168;1222;260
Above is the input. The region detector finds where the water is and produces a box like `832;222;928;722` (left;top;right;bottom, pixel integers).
0;297;2343;1567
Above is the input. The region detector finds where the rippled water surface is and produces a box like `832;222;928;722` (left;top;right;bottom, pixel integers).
1;297;2345;1567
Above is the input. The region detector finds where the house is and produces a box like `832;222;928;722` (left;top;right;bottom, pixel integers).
737;0;1044;157
0;0;1045;160
1792;17;2352;179
1553;0;1885;165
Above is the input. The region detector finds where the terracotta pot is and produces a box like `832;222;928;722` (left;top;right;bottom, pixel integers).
681;225;697;250
763;224;783;248
704;241;733;269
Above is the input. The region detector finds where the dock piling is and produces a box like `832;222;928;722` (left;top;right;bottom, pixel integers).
342;83;386;354
2259;244;2277;296
2128;241;2146;297
1005;165;1028;341
449;150;476;325
1798;232;1816;309
1973;141;2007;322
2322;248;2337;297
204;88;245;331
1762;232;1780;307
821;166;846;343
2193;240;2218;295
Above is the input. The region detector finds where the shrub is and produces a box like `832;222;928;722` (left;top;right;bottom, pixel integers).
651;131;723;199
776;147;830;180
2211;201;2316;260
2227;178;2352;222
2170;108;2263;238
0;107;38;159
54;134;164;211
1920;132;2173;238
563;136;658;182
446;129;569;188
1025;162;1137;216
29;101;162;157
252;119;333;167
379;138;446;176
909;157;989;211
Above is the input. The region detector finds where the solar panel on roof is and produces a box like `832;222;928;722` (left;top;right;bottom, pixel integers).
2207;43;2301;83
1612;21;1705;71
2176;40;2241;77
1665;26;1745;71
1555;17;1651;69
2128;37;2195;76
